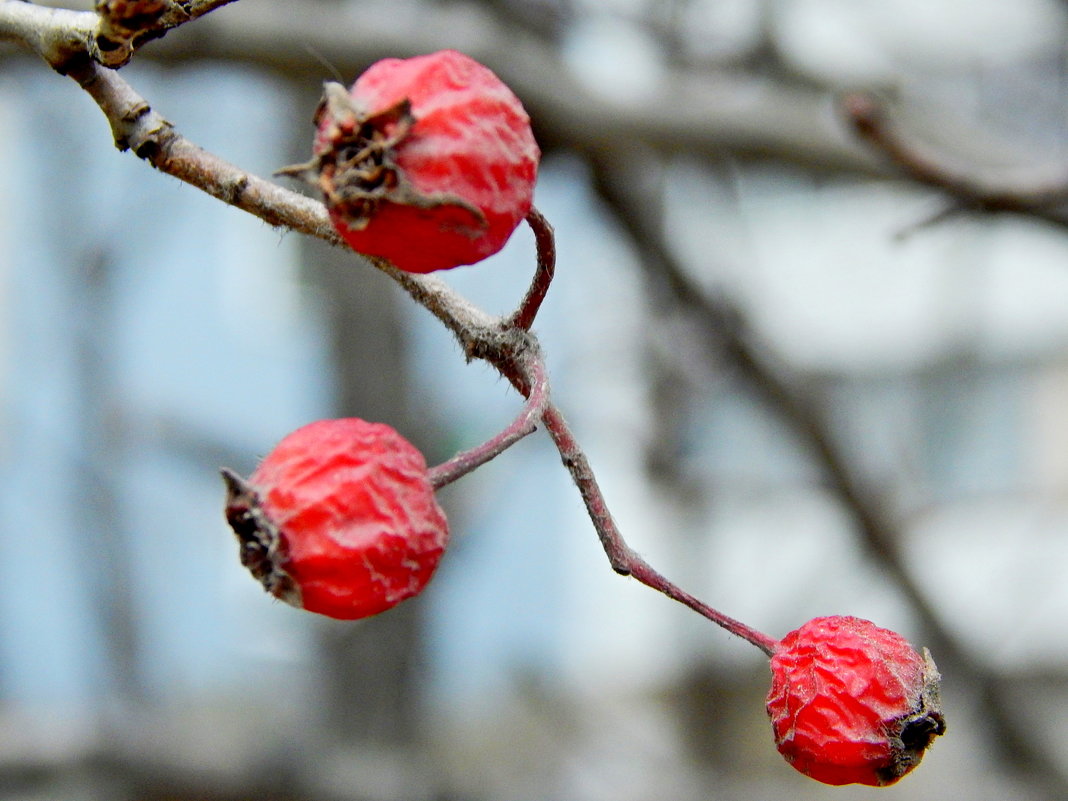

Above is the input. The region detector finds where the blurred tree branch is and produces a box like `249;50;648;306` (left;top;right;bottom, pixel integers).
844;92;1068;232
17;0;1068;239
16;0;1068;230
15;0;879;174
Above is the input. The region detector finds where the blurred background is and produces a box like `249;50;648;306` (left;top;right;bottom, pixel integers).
2;0;1068;798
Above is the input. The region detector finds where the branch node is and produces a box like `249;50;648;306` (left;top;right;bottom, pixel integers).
221;174;251;205
427;353;549;490
92;0;168;66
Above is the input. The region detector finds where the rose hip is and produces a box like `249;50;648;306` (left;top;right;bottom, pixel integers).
287;49;540;273
766;615;945;786
222;418;449;620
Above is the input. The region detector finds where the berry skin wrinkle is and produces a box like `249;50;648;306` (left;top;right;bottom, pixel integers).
222;418;449;620
767;616;945;786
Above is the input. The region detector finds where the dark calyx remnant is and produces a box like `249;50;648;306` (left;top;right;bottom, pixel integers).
878;649;946;785
276;83;485;230
220;468;300;606
314;89;415;228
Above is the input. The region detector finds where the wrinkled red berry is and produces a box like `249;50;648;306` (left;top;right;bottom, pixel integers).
222;418;449;620
290;49;540;273
766;616;945;786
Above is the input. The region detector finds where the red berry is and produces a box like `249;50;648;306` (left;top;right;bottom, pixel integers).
766;616;945;786
298;49;540;273
221;418;449;620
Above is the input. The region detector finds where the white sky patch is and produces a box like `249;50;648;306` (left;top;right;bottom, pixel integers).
562;13;666;104
777;0;1065;84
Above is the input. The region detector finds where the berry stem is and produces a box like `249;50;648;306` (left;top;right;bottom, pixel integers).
540;402;779;657
427;354;550;490
507;207;556;331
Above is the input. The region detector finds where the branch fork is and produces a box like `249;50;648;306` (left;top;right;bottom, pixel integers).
2;0;778;656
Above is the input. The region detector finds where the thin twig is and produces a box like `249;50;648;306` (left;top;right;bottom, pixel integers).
428;352;549;490
507;207;556;330
541;402;778;656
66;57;340;239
